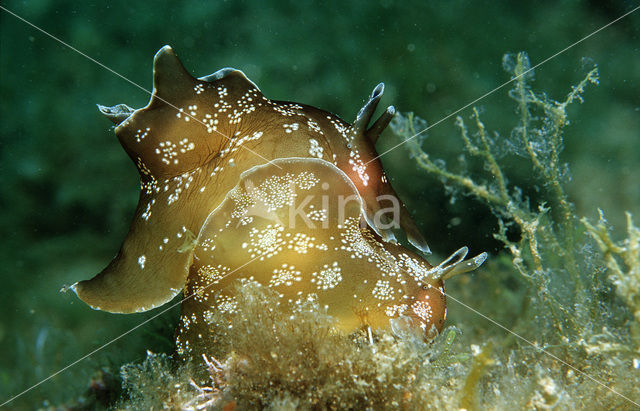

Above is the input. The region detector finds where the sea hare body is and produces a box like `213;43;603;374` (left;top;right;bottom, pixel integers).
70;45;486;359
177;158;486;357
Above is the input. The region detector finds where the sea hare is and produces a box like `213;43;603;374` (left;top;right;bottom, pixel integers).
70;45;487;359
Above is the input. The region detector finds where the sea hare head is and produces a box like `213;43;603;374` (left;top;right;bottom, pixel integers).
69;46;486;351
100;47;263;178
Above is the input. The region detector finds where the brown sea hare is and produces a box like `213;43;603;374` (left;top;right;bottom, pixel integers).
70;45;486;358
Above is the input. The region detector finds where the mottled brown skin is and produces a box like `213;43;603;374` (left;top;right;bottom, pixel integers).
69;46;486;359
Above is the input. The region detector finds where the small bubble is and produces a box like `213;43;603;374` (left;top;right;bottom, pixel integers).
449;217;462;227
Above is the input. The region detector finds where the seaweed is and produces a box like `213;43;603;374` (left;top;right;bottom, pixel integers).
583;211;640;326
389;52;640;406
117;282;470;410
392;52;637;351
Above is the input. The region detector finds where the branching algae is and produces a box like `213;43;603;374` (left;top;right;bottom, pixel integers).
394;52;639;344
390;52;639;407
118;283;470;410
583;211;640;324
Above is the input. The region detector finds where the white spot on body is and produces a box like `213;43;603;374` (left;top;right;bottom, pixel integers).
269;264;302;287
411;300;433;322
135;127;150;143
283;123;300;133
311;262;342;290
372;279;395;300
308;138;324;159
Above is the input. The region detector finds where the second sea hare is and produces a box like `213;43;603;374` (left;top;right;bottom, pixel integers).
69;46;486;360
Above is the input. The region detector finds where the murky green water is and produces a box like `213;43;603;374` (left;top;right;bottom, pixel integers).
1;1;638;408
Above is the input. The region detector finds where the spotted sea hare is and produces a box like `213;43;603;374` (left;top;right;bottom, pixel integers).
69;45;486;359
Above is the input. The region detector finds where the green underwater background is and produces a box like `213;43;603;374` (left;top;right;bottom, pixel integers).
1;0;639;409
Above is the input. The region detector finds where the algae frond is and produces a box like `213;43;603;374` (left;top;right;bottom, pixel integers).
118;282;470;410
583;211;640;324
389;52;639;407
393;53;637;348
